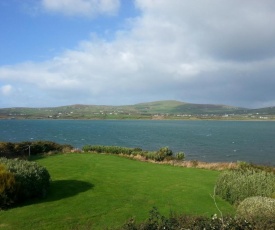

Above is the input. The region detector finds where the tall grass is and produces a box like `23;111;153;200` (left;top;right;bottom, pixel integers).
215;169;275;205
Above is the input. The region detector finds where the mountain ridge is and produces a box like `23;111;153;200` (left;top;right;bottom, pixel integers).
0;100;274;120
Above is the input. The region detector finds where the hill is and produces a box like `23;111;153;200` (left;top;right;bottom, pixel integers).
0;100;274;120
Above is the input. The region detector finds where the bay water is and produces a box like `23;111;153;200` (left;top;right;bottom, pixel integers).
0;119;274;165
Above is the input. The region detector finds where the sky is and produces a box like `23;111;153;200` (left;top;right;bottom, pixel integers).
1;0;275;109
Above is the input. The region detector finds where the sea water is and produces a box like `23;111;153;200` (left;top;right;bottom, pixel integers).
0;119;274;165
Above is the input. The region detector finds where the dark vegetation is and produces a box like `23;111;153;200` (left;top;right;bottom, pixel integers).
0;141;73;158
119;207;275;230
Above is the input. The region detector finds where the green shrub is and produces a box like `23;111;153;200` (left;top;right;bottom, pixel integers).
0;141;73;158
82;145;139;155
154;147;173;162
120;207;255;230
0;158;51;203
133;147;142;152
83;145;182;162
236;196;275;221
143;151;157;161
0;142;16;158
175;152;185;160
0;164;16;208
215;170;275;204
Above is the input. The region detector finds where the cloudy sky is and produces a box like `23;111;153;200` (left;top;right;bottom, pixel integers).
1;0;275;108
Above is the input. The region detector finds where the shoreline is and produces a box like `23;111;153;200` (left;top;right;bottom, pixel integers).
1;120;274;165
1;117;275;121
72;152;275;171
117;153;239;170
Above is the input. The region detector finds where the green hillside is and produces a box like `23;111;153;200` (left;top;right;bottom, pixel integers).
0;100;275;120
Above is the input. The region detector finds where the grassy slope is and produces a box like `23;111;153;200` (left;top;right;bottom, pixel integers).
0;100;248;116
132;100;244;115
0;154;234;229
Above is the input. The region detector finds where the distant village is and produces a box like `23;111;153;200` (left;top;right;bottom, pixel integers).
4;110;273;120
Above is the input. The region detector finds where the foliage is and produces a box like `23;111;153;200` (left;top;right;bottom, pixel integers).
82;145;183;162
120;207;255;230
215;169;275;204
154;146;173;161
0;141;73;158
237;161;275;174
0;164;16;208
236;196;275;221
175;152;185;160
0;158;50;205
82;145;136;155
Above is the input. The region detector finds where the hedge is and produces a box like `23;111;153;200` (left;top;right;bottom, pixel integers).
0;141;73;158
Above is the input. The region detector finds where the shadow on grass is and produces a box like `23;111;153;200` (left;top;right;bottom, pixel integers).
17;180;94;208
44;180;94;202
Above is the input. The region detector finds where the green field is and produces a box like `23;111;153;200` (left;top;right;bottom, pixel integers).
0;153;234;229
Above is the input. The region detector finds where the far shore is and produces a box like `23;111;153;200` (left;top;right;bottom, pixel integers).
1;117;275;121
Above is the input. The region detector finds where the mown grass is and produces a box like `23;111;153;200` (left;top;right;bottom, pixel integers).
0;153;234;229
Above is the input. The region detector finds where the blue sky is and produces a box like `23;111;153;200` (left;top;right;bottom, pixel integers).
0;0;138;64
1;0;275;108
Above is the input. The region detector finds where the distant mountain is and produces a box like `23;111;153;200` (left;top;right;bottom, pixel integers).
0;100;274;120
130;100;243;114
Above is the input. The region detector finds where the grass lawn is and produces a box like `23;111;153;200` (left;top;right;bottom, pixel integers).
0;153;234;229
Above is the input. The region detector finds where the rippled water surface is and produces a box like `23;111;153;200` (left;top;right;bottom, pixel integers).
0;119;274;164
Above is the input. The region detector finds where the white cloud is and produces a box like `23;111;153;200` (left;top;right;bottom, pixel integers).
1;0;275;108
1;85;13;96
41;0;120;17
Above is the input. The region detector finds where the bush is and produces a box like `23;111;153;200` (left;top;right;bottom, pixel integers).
120;207;255;230
0;158;51;203
215;169;275;204
154;147;173;162
0;141;73;158
236;196;275;221
82;145;139;155
0;142;16;158
175;152;185;160
0;164;16;208
83;145;184;162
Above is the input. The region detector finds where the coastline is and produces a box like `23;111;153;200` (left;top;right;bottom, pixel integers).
116;152;240;171
1;119;275;165
1;116;275;121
